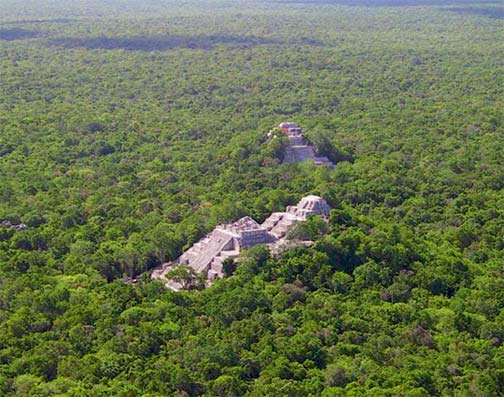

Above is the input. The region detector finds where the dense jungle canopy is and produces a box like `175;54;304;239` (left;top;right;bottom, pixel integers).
0;0;503;395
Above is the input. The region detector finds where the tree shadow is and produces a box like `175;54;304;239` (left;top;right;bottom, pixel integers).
264;0;499;6
446;6;504;19
0;28;41;41
47;35;285;51
2;18;74;25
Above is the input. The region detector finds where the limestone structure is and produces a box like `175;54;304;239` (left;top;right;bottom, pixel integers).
279;121;302;135
278;122;334;167
178;216;274;281
151;195;331;288
262;194;331;239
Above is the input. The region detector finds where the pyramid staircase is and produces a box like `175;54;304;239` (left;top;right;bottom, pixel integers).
283;133;333;167
178;230;234;274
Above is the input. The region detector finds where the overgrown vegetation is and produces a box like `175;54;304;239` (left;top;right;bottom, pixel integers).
0;0;503;395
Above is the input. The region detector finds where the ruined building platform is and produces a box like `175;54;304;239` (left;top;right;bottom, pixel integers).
278;122;334;167
151;195;331;287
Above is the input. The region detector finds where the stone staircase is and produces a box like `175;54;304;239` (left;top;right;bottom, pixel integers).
269;219;295;239
207;249;240;280
314;156;332;166
292;145;316;162
262;212;298;238
283;134;333;167
179;230;234;274
284;145;315;163
262;212;284;230
288;135;305;145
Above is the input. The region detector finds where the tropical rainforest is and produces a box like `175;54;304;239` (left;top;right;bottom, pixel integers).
0;0;503;395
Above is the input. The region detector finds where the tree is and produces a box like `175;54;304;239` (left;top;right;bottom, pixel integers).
166;265;198;290
222;257;237;277
286;216;328;241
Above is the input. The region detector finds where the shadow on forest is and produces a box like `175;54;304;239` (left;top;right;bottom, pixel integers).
47;35;292;51
264;0;499;6
2;18;74;25
446;6;504;19
0;28;41;41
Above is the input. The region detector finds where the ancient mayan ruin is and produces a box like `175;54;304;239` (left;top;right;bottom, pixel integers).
277;122;334;167
151;195;331;289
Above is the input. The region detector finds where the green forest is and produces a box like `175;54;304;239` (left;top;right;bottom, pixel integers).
0;0;503;395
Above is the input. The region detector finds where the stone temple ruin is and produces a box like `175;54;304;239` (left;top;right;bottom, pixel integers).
277;122;334;167
151;195;331;289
